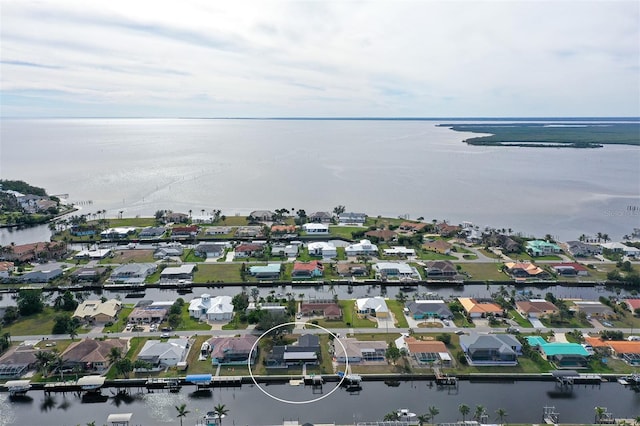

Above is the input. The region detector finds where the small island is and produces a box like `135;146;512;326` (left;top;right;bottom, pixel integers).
0;180;74;227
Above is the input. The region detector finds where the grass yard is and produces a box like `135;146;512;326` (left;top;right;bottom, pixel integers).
4;307;91;336
508;309;533;328
459;262;508;281
417;251;457;261
105;218;157;227
194;263;242;283
385;300;409;328
328;225;363;240
103;305;134;333
452;312;475;328
184;335;215;375
174;305;212;331
221;316;249;330
100;249;155;264
182;249;205;263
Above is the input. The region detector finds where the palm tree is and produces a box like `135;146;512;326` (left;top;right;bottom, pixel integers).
107;347;122;366
383;411;400;421
34;350;53;377
495;408;508;425
602;233;610;243
175;403;190;426
213;404;229;426
428;405;439;424
594;406;606;424
417;414;430;426
633;415;640;425
474;405;486;423
459;404;470;422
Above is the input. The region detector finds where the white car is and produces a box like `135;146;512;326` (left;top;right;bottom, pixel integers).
160;333;170;338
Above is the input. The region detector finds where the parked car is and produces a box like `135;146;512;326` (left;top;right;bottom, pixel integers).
601;321;613;327
160;332;170;338
506;327;520;334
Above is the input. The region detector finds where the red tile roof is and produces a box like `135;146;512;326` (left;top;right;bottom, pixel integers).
293;261;324;272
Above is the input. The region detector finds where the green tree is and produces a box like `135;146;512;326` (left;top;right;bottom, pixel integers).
495;408;508;425
114;358;132;378
3;306;19;325
428;406;439;424
255;312;292;343
34;350;54;377
17;289;44;316
107;347;123;365
417;414;430;426
459;404;470;422
474;405;486;423
231;292;249;312
383;411;400;421
175;403;190;426
385;343;401;365
133;359;153;372
213;404;229;426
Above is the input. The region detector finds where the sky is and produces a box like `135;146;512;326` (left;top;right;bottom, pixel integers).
1;0;639;118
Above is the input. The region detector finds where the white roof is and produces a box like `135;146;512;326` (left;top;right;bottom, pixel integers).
77;375;106;386
73;299;121;319
189;295;233;314
383;246;416;255
161;264;195;275
302;223;328;230
356;296;389;313
107;413;133;422
374;262;416;274
308;241;336;250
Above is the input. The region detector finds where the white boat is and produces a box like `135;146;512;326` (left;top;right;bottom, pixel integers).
77;375;106;391
397;408;417;420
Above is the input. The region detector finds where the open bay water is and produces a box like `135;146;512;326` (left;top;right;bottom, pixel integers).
1;380;638;425
1;118;639;243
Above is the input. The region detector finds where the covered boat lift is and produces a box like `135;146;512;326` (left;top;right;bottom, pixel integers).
4;379;31;395
77;375;106;391
107;413;133;426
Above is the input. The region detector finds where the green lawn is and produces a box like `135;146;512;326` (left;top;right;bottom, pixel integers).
173;305;212;331
386;300;409;328
328;225;363;240
194;263;242;283
103;306;134;333
508;309;533;328
416;251;457;261
4;307;90;336
452;312;475;328
314;300;376;329
221;316;249;330
182;249;205;263
512;252;563;261
459;262;508;281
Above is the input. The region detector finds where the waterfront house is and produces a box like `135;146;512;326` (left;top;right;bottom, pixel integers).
345;239;379;256
338;212;367;225
424;260;457;277
399;221;428;233
458;297;504;318
395;336;452;367
572;301;615;318
74;248;112;260
515;299;559;318
405;300;453;320
355;296;389;318
300;302;343;320
235;225;265;238
503;261;548;279
336;262;368;277
526;336;590;368
62;338;127;372
128;306;168;324
70;225;98;237
292;261;324;278
153;246;183;259
171;225;199;239
624;298;640;313
0;341;41;378
422;240;452;255
584;336;640;366
20;268;63;283
0;261;14;278
459;334;521;366
365;229;398;242
194;242;226;258
333;338;386;363
600;242;640;258
566;240;602;257
249;210;275;222
72;266;108;282
551;262;590;277
247;302;286;314
163;212;189;223
307;241;337;258
139;226;166;239
110;263;157;285
526;240;562;257
1;241;66;263
160;264;195;282
188;294;234;321
301;223;329;235
266;334;320;368
234;243;264;258
249;264;282;279
136;338;189;369
382;246;416;257
101;227;136;239
436;222;461;237
271;243;299;258
73;299;122;324
270;224;297;236
499;236;521;253
205;226;232;235
207;335;259;365
308;211;333;223
373;262;420;280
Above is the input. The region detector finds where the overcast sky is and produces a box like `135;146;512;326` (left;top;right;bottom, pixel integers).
1;0;638;117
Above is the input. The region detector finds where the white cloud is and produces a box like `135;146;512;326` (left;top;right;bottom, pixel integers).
1;0;638;117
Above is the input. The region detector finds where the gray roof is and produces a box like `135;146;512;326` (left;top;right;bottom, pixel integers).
460;334;520;353
406;301;453;317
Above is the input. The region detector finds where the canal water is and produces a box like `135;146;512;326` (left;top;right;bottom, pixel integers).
1;380;638;425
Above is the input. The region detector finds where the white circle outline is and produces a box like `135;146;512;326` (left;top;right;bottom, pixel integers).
247;321;349;404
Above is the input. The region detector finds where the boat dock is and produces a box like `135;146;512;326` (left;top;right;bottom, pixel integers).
434;367;458;387
4;380;31;396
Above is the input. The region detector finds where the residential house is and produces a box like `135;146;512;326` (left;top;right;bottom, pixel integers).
171;225;199;239
0;342;41;378
301;223;329;235
422;240;452;255
249;210;275;222
160;264;195;282
345;239;378;256
1;241;66;263
266;334;320;368
300;302;343;320
139;226;166;239
515;299;559;318
526;240;562;257
356;296;389;318
247;302;286;314
235;226;265;238
459;334;521;366
270;224;297;236
365;229;397;242
101;227;136;239
308;211;333;223
601;242;640;258
572;301;615;318
74;248;112;260
62;338;127;372
584;336;640;366
395;336;452;367
128;306;168;324
271;243;298;258
458;297;504;318
333;338;387;363
499;236;521;253
424;260;457;277
624;299;640;313
188;294;234;321
20;268;62;283
372;262;421;280
292;261;324;278
71;266;108;282
338;212;367;225
566;241;602;257
383;246;416;257
137;338;189;368
234;243;264;258
70;225;98;237
205;226;232;235
194;243;226;259
307;241;337;258
73;299;122;324
249;264;282;279
153;246;184;259
526;336;590;368
110;263;157;285
405;300;453;320
551;263;590;277
504;262;548;279
0;261;15;278
208;335;259;365
399;222;427;233
436;222;461;237
336;262;368;277
164;212;189;223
